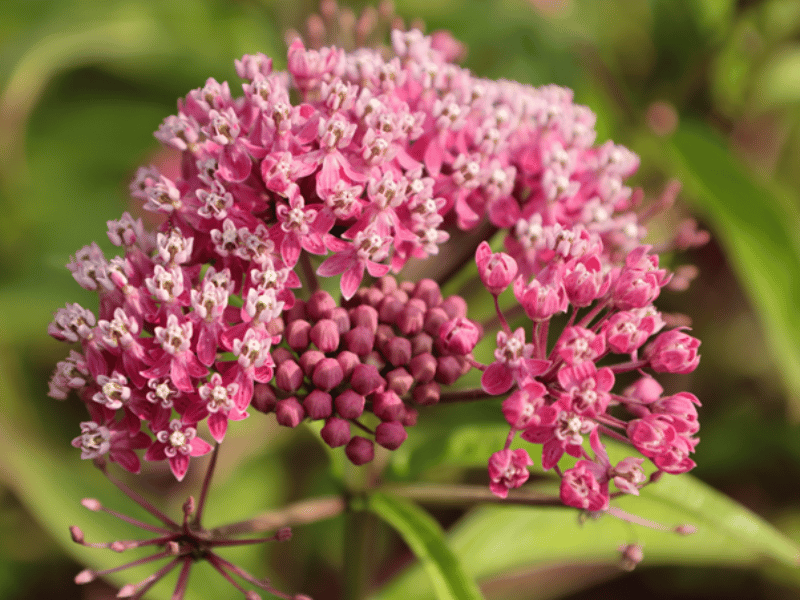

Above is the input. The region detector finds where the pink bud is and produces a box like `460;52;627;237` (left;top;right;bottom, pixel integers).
303;390;333;420
411;332;433;356
284;299;307;323
299;350;325;377
409;352;437;383
345;436;375;465
286;319;311;351
398;299;426;335
376;421;408;450
276;360;303;392
436;355;468;385
312;358;344;391
439;318;480;355
644;328;700;374
276;397;305;428
476;241;518;295
251;384;277;413
81;498;101;511
271;347;294;365
276;527;292;541
423;307;449;337
373;390;405;421
344;325;375;356
386;367;414;396
69;525;84;544
321;417;351;447
75;570;96;584
412;381;440;405
350;363;385;395
412;279;442;307
335;390;365;419
336;350;360;379
349;305;378;330
384;336;412;366
378;295;404;324
310;319;341;353
441;295;467;319
328;306;351;334
307;289;336;320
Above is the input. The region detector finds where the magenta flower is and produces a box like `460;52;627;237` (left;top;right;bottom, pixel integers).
488;448;534;499
145;419;213;481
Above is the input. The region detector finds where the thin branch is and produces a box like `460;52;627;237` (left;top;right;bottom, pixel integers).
208;496;346;537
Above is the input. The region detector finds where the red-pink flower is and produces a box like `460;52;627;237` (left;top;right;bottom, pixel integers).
475;241;518;295
488;448;534;498
145;419;213;481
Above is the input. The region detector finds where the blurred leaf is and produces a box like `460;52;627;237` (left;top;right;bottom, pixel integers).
668;122;800;419
371;472;800;600
754;45;800;107
366;492;484;600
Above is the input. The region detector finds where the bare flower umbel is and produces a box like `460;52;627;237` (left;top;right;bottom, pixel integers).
49;4;707;592
70;454;304;600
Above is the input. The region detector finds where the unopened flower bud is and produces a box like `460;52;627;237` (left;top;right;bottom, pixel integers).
321;416;351;447
409;352;437;383
276;527;292;541
439;318;480;355
276;397;305;428
644;328;700;374
307;289;336;320
312;357;344;391
299;350;325;376
344;325;375;355
376;421;408;449
75;569;95;584
373;390;405;421
411;332;433;356
378;295;403;325
398;299;426;335
276;360;304;392
336;350;360;379
328;307;351;334
303;390;333;420
345;436;375;465
335;390;365;419
423;307;449;337
387;367;413;396
81;498;102;511
436;355;468;385
350;363;385;395
413;279;442;307
476;241;518;295
284;299;307;323
310;319;341;353
70;525;84;544
272;347;294;365
286;319;311;351
618;543;644;571
349;305;379;330
412;381;440;405
441;295;467;319
251;383;277;413
384;336;412;366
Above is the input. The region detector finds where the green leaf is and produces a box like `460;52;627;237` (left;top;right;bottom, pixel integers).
668;122;800;418
366;492;484;600
371;472;800;600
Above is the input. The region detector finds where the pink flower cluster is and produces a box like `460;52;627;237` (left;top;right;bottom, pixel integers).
48;24;702;504
477;241;701;507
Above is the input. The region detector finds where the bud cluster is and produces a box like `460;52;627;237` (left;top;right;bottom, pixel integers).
252;277;476;463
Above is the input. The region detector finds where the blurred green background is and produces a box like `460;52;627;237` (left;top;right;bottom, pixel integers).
3;0;800;598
